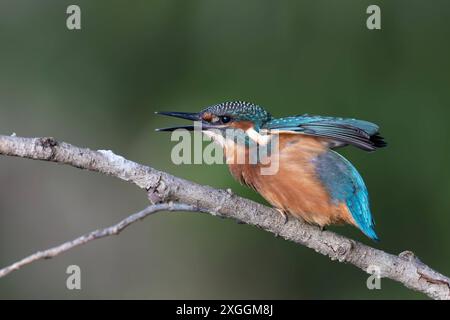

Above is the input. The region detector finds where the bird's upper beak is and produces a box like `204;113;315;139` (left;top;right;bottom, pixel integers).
155;111;221;131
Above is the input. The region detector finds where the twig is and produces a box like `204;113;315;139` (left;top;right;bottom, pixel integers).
0;203;198;278
0;134;449;299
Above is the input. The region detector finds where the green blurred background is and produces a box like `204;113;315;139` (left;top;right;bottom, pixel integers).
1;0;449;299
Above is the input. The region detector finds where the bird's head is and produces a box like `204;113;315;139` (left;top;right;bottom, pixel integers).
156;101;272;134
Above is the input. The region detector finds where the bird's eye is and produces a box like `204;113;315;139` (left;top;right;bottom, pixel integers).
220;116;231;124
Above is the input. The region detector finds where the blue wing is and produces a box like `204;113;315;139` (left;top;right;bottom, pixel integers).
314;150;379;241
263;115;386;151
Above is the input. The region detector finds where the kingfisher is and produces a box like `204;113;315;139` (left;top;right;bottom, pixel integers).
156;101;386;241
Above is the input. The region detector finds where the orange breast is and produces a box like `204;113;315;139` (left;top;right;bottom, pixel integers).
226;134;356;227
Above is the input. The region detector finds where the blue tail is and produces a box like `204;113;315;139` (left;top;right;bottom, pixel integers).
315;150;379;241
338;153;379;241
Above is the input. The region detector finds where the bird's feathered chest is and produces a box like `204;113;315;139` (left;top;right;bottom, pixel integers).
227;134;326;185
226;134;357;226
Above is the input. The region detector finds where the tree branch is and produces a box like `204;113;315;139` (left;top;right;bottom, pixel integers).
0;134;449;299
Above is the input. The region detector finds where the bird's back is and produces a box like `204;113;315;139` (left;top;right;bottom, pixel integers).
263;115;386;151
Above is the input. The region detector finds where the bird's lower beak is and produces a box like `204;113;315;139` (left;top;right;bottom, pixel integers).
155;111;220;131
155;111;199;131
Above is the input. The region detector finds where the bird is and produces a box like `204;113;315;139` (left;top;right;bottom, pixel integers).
156;101;386;241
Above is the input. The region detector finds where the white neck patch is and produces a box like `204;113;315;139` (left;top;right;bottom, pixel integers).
245;127;271;146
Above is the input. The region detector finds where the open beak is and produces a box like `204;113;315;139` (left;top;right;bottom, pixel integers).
155;111;221;131
155;111;200;131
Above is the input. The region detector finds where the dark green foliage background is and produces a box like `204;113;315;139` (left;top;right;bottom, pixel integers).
0;0;449;299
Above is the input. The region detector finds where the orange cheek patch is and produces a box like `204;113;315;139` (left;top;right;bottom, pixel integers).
201;112;213;122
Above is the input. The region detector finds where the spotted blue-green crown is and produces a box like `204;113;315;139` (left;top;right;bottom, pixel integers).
202;101;272;126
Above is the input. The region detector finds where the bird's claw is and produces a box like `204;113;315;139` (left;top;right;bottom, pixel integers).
276;208;289;224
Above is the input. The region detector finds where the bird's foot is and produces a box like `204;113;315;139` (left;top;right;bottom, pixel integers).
275;208;289;224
